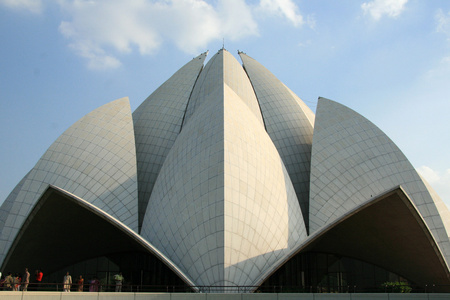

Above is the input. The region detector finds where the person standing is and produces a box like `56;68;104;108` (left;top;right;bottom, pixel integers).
22;268;30;291
5;272;13;291
114;272;123;292
35;269;43;290
89;277;100;292
13;273;21;291
63;271;72;292
77;275;84;292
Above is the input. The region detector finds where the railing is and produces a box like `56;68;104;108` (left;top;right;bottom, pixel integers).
2;283;449;293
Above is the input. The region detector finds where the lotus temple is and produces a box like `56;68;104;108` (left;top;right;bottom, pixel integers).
1;48;449;293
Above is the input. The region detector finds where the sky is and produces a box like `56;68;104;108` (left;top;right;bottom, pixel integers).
0;0;449;208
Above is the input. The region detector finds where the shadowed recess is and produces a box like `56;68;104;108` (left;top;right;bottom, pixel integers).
261;187;450;292
1;186;189;288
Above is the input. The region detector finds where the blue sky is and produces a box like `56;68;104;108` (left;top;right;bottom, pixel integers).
1;0;449;208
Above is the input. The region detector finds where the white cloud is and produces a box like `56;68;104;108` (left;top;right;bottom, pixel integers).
64;38;122;70
436;9;450;39
3;0;305;69
417;166;441;183
58;0;162;69
423;55;450;82
417;166;450;206
144;0;258;54
258;0;304;27
361;0;408;21
0;0;43;14
433;9;450;77
217;0;259;41
56;0;261;69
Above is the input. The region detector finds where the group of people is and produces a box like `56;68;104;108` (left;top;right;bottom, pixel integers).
63;272;122;292
0;268;42;291
0;269;123;292
62;272;86;292
63;272;102;292
63;274;102;292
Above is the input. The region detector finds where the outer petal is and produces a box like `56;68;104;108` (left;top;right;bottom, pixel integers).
421;175;450;241
310;97;450;264
0;98;138;263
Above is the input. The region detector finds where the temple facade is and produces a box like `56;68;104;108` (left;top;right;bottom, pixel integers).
1;49;449;292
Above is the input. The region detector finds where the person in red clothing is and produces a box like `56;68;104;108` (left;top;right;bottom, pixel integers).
77;275;84;292
35;269;43;290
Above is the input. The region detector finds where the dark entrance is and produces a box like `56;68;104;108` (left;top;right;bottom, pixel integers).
1;186;191;291
259;252;412;293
